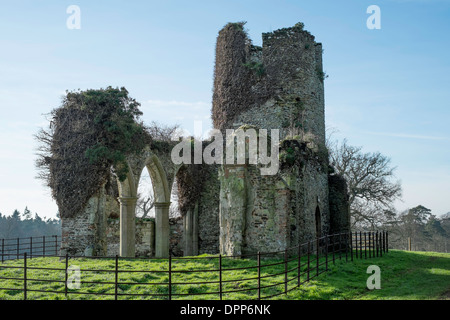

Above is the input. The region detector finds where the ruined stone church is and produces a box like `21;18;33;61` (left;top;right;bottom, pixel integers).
60;22;350;258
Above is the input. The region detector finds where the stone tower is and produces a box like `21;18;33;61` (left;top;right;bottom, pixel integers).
212;22;325;144
212;22;340;256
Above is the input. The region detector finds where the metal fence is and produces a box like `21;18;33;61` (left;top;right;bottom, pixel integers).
388;237;450;253
0;231;388;300
0;235;60;262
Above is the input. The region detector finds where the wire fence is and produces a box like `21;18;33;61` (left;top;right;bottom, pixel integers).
0;231;388;300
388;237;450;253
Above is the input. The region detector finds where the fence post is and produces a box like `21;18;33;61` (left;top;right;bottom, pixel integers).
43;236;46;257
380;232;383;257
168;255;172;300
2;238;4;263
285;249;288;294
386;231;389;253
369;232;372;258
364;232;367;259
297;245;301;286
332;234;335;264
65;253;69;297
24;252;27;300
307;241;311;281
350;232;353;262
17;238;20;259
316;239;319;277
375;231;379;257
373;232;376;257
54;235;58;255
257;252;261;300
325;236;328;271
354;232;358;259
30;237;33;260
345;233;348;262
219;254;223;301
359;232;363;259
380;231;383;255
115;255;119;300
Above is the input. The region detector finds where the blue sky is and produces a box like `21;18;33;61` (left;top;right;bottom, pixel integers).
0;0;449;219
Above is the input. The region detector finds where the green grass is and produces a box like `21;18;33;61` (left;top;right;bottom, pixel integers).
284;250;450;300
0;250;448;300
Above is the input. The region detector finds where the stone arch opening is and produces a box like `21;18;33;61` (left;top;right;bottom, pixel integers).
143;155;171;258
116;153;172;258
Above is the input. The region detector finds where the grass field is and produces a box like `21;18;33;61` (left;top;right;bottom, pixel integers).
284;250;450;300
0;250;448;300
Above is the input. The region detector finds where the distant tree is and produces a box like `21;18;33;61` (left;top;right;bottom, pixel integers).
424;215;447;240
441;213;450;235
22;207;32;220
0;208;61;239
329;139;402;229
386;205;450;251
399;205;432;241
0;210;21;238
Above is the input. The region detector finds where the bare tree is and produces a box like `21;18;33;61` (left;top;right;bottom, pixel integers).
135;170;155;218
329;139;402;229
34;120;54;186
145;121;181;142
169;179;180;218
135;172;181;219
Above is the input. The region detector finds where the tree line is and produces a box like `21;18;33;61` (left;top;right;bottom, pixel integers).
0;207;61;239
385;207;450;252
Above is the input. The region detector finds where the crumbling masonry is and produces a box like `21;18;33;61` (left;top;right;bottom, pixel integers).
60;22;350;258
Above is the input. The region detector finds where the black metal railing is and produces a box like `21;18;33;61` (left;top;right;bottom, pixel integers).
0;231;388;300
0;235;60;262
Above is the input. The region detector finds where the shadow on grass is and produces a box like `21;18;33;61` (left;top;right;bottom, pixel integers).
285;250;450;300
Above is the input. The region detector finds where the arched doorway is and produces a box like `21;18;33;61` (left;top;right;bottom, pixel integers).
116;153;172;258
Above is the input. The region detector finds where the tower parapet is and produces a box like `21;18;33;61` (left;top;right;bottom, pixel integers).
212;22;326;146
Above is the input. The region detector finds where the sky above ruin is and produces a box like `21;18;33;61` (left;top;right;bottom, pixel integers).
0;0;449;219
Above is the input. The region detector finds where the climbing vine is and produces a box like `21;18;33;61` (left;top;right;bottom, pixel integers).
35;86;151;218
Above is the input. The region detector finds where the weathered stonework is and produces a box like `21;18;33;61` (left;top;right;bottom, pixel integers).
328;174;350;234
59;22;350;258
213;23;337;256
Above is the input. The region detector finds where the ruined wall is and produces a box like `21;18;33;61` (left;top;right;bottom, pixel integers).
106;217;183;257
218;157;329;256
169;217;184;256
328;174;350;234
60;186;114;256
62;178;185;257
106;218;153;257
197;165;220;254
